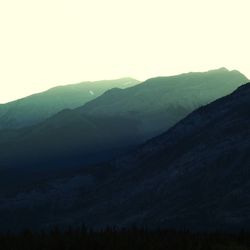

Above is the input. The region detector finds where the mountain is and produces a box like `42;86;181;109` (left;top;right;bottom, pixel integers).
0;68;247;171
75;81;250;230
1;80;250;231
0;110;142;169
79;68;248;139
0;78;139;129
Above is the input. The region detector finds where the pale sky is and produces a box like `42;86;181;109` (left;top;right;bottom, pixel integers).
0;0;249;103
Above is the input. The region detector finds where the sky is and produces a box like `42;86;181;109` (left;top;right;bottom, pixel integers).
0;0;249;103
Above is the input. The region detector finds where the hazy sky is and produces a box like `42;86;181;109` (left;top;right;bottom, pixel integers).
0;0;249;103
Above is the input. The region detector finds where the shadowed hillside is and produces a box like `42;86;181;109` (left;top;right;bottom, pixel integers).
79;68;248;138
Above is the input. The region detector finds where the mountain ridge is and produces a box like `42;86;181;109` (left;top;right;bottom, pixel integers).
0;74;250;231
0;77;140;129
0;68;248;171
79;68;248;139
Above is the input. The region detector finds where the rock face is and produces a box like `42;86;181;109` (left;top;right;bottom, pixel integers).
0;78;139;129
1;81;250;231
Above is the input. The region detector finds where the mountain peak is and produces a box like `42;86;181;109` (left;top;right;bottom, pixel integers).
214;67;229;71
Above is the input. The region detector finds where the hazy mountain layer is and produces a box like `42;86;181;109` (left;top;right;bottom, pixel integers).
0;68;248;171
79;68;248;139
0;110;142;169
0;78;139;129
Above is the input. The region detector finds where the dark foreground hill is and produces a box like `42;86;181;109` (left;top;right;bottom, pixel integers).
0;68;247;171
0;78;139;129
1;82;250;231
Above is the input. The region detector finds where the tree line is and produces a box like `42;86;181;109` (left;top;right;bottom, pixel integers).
0;226;249;250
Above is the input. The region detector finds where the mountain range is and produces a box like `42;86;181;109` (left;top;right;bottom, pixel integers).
79;67;248;138
0;78;139;129
0;68;247;171
0;68;250;232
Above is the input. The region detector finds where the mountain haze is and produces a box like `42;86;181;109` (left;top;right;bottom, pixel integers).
79;68;248;138
0;68;247;171
0;78;139;129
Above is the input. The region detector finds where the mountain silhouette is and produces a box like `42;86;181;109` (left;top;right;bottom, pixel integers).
0;72;250;231
0;78;139;129
79;68;248;139
76;81;250;230
0;68;247;171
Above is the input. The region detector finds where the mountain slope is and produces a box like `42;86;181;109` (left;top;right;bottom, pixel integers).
1;82;250;231
79;68;248;139
78;81;250;230
0;78;139;129
0;110;142;169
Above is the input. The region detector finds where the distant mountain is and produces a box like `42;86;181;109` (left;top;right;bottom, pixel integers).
1;81;250;231
0;68;247;171
0;78;139;129
79;68;248;139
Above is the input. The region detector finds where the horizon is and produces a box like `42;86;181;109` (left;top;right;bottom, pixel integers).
1;0;249;103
